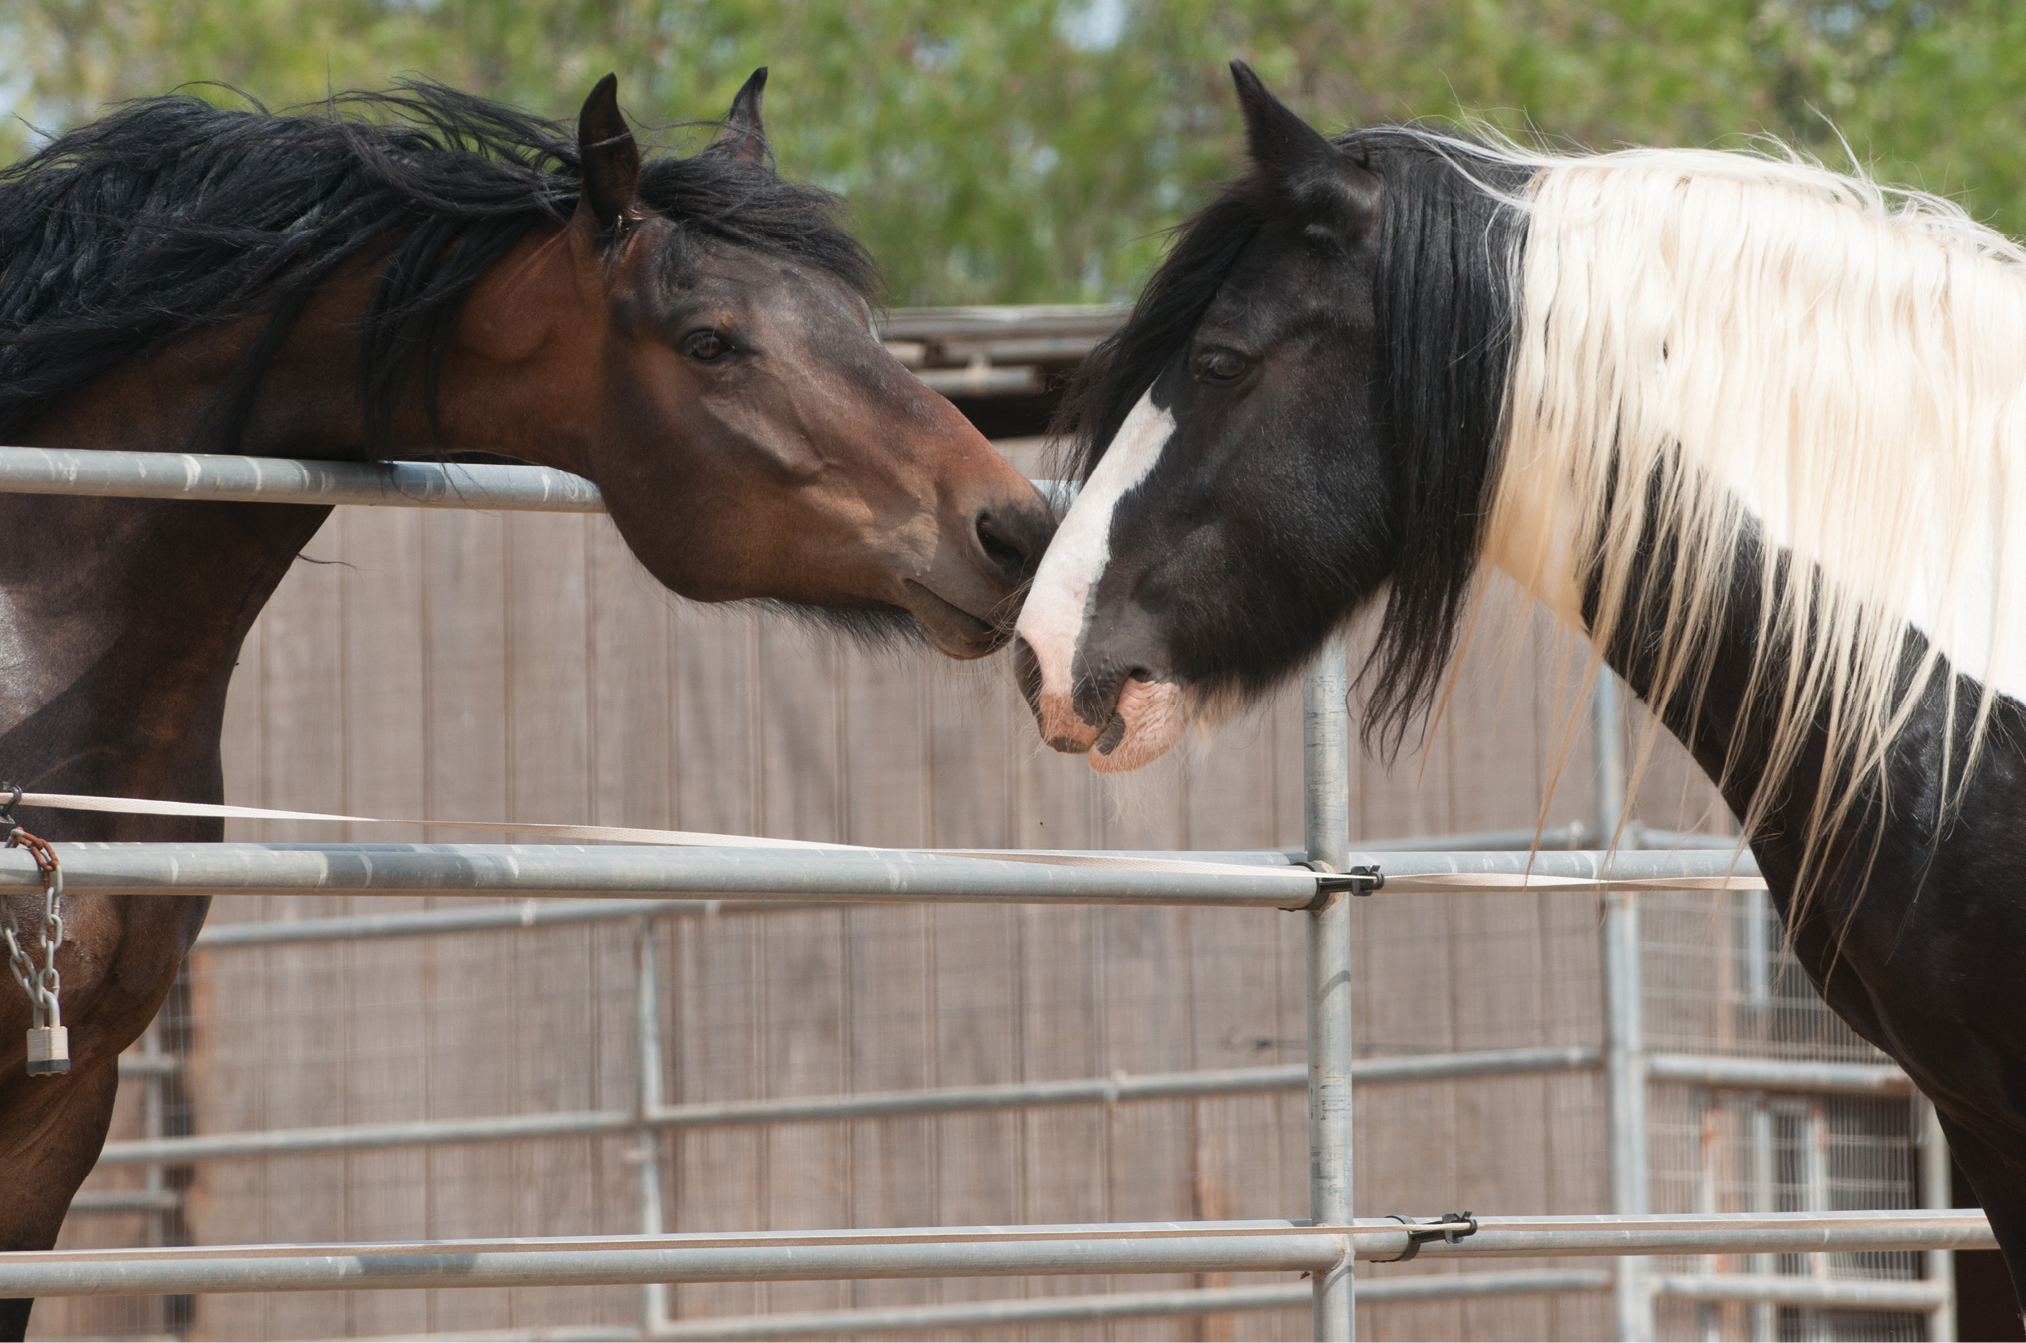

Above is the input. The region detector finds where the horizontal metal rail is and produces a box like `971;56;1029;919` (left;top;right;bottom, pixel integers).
1646;1052;1914;1096
0;1213;1991;1298
0;842;1321;907
914;365;1042;398
1355;823;1592;852
653;1283;1316;1343
1653;1272;1950;1310
92;1044;1909;1168
0;443;1072;517
1400;1210;1995;1258
1337;849;1761;892
0;842;1764;903
1635;828;1743;852
645;1264;1961;1341
179;831;1644;948
190;897;812;946
0;446;605;511
113;1053;183;1077
648;1271;1617;1341
93;1047;1599;1165
186;850;1288;947
3;1223;1346;1297
1350;823;1732;853
97;1106;630;1164
66;1190;186;1215
877;304;1129;342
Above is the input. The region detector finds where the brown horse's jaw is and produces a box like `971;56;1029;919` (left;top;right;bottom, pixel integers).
901;580;1007;659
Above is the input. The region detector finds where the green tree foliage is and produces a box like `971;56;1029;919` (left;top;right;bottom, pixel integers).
3;1;2023;305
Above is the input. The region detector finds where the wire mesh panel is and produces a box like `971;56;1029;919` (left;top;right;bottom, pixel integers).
1645;890;1930;1342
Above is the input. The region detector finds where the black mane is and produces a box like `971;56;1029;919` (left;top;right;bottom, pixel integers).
0;84;878;450
1051;128;1528;754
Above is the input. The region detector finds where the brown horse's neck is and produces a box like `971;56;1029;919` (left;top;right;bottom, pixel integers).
433;224;602;476
0;226;593;818
0;286;349;817
0;493;327;822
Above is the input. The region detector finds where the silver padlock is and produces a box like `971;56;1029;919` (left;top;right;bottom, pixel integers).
26;1025;68;1075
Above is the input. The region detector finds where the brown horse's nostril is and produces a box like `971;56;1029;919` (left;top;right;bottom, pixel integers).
975;509;1039;583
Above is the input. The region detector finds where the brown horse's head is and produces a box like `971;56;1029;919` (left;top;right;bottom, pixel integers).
455;73;1053;658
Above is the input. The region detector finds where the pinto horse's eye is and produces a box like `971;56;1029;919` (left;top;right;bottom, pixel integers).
684;330;730;363
1192;347;1249;384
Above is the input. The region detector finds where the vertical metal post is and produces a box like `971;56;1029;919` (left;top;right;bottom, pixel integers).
1744;886;1777;1343
636;922;671;1334
1304;636;1355;1342
1801;1102;1830;1341
1593;670;1654;1341
1748;1101;1778;1343
1695;1102;1721;1343
140;1019;167;1251
1919;1097;1958;1342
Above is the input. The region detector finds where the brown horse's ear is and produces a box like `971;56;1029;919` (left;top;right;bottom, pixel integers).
575;73;640;240
709;67;770;165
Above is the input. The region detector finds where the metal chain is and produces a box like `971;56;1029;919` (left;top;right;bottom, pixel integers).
4;824;62;1029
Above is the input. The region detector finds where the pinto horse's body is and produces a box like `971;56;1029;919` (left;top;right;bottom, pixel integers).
1017;64;2026;1310
0;76;1052;1338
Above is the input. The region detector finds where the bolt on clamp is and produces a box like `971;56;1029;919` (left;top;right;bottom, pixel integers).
1304;863;1384;903
1371;1211;1479;1263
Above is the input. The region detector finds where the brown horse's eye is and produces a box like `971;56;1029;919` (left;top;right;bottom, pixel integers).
1193;347;1248;383
684;330;729;362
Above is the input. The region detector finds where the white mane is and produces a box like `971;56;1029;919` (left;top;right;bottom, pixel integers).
1477;138;2026;870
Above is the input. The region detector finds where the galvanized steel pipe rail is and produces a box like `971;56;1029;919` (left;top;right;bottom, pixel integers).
655;1273;1622;1343
0;1212;1992;1299
95;1051;1604;1166
646;1275;1611;1342
97;1044;1922;1168
0;446;606;511
0;842;1317;905
0;841;1762;903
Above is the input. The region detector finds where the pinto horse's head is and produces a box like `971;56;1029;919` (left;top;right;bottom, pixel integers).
1015;64;1523;767
462;74;1054;658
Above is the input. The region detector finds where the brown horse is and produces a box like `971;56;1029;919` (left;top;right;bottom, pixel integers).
0;72;1052;1336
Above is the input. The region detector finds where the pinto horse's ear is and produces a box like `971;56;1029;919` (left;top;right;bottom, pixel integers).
709;67;771;165
575;73;640;240
1230;61;1380;240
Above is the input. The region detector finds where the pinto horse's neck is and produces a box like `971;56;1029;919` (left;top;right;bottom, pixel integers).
1487;469;1872;918
1489;460;2026;1309
1486;440;1961;1040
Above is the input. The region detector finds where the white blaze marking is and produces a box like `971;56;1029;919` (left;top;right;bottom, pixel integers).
1017;391;1175;735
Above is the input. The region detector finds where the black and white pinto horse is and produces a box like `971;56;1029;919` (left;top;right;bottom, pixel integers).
1017;62;2026;1302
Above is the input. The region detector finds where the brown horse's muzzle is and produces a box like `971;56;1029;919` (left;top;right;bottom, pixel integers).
900;471;1057;658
